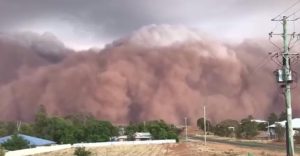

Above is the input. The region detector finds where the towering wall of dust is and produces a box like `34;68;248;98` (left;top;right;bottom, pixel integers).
0;25;297;123
0;32;70;85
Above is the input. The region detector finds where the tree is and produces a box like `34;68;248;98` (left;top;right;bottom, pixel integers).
34;105;49;137
279;111;287;121
84;119;118;142
2;134;30;150
20;123;34;136
236;116;258;139
45;117;76;144
197;118;213;132
214;119;239;137
125;122;140;140
267;112;278;125
257;122;268;131
33;110;119;144
5;122;17;135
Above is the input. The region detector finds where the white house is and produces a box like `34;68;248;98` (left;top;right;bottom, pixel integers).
268;118;300;129
134;132;152;141
268;118;300;138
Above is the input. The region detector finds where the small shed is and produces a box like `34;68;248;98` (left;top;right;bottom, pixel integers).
0;134;56;147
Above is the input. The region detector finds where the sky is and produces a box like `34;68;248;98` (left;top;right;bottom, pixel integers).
0;0;298;50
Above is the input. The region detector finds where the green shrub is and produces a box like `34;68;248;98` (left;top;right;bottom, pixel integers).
2;134;30;150
74;147;91;156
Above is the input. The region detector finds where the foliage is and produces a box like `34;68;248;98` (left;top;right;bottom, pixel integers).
34;105;49;137
274;123;285;141
0;121;35;137
267;112;278;125
74;147;91;156
125;120;179;142
257;122;268;131
197;118;214;132
279;111;287;121
84;119;118;142
0;107;178;146
214;119;238;137
235;116;258;139
2;134;30;150
31;107;119;144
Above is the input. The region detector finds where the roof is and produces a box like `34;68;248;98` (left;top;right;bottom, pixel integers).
0;134;56;146
251;119;267;123
134;132;152;139
268;118;300;129
118;135;128;139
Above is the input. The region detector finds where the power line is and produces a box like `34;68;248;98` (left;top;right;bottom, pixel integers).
272;0;300;20
252;53;272;73
271;22;280;32
287;8;300;18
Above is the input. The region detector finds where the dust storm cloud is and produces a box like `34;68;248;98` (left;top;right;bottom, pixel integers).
0;25;295;124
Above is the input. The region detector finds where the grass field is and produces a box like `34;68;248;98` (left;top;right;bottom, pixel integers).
34;141;287;156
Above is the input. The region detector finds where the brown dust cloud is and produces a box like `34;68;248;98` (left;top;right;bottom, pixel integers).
0;25;298;124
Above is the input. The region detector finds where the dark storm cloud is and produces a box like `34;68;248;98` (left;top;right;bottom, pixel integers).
0;0;295;42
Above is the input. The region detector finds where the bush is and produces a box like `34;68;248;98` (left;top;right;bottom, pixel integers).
214;119;239;137
74;147;91;156
197;118;214;132
235;117;258;139
2;134;30;150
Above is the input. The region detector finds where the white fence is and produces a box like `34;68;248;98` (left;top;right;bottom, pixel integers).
5;140;176;156
5;144;72;156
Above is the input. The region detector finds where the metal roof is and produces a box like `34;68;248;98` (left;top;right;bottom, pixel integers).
134;132;152;139
0;134;56;146
251;119;268;123
268;118;300;129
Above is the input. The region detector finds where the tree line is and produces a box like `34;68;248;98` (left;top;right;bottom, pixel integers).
0;105;180;151
197;111;287;139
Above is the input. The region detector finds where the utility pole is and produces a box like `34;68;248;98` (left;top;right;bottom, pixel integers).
271;15;300;156
204;105;206;146
184;117;188;141
282;16;294;156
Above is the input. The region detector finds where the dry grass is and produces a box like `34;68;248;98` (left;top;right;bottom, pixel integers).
35;142;286;156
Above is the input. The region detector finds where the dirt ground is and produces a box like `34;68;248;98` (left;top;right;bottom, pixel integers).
35;140;287;156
